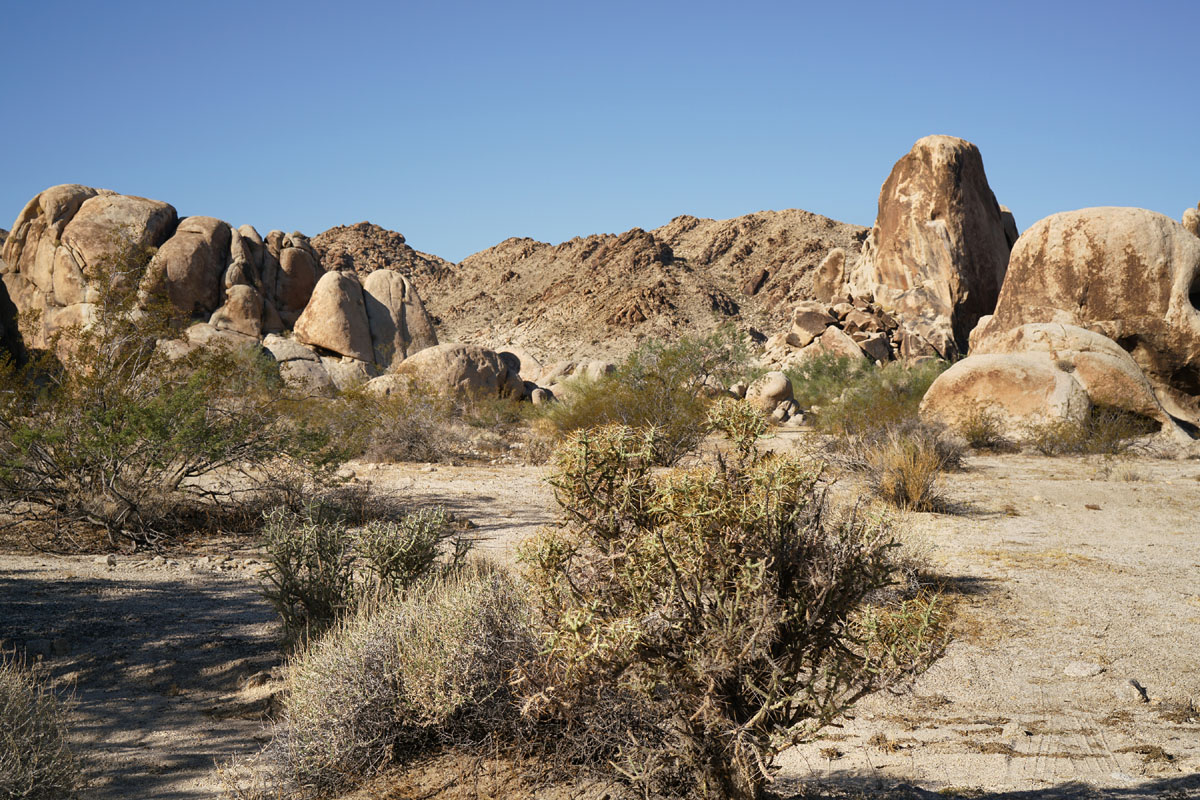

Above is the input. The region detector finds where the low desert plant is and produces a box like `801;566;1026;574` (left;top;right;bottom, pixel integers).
861;424;961;511
259;503;467;647
0;658;80;800
332;380;455;464
957;405;1016;452
788;356;947;437
517;422;947;800
239;560;534;799
1024;405;1160;456
541;325;753;465
0;234;340;550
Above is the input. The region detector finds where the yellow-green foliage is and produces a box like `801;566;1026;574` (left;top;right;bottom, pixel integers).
0;659;80;800
787;355;947;435
541;326;753;465
518;424;947;800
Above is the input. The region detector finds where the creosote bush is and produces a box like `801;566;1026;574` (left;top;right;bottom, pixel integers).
787;355;947;436
231;560;534;800
0;658;80;800
259;503;466;647
516;415;948;800
0;234;340;550
541;325;753;465
1024;405;1160;456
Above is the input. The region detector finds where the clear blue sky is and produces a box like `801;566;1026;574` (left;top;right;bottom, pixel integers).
2;1;1197;262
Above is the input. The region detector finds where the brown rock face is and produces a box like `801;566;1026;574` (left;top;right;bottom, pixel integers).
151;216;231;315
395;342;525;399
849;135;1014;358
336;210;866;364
361;269;438;368
294;271;373;362
975;207;1200;426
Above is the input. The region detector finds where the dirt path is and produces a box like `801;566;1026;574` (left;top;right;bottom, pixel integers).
776;453;1200;798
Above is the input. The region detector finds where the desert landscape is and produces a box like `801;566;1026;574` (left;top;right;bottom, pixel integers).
0;120;1198;800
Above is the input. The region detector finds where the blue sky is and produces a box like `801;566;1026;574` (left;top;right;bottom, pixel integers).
2;1;1197;262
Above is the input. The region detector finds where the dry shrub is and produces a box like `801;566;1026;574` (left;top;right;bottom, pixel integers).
541;326;753;466
0;658;80;800
862;424;962;511
259;503;467;648
516;422;947;800
957;405;1016;452
235;560;534;800
1024;405;1160;456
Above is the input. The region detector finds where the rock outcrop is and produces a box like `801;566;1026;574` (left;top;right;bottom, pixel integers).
972;207;1200;427
847;135;1015;359
2;185;440;393
394;343;525;399
922;323;1192;446
1184;203;1199;238
328;211;867;364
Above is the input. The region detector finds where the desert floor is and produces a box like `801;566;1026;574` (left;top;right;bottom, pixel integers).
2;438;1198;799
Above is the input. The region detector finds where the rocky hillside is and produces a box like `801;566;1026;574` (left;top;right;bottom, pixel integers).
315;211;867;362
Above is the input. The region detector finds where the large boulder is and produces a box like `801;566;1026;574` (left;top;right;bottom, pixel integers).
1;186;178;347
262;333;335;395
973;207;1200;426
149;216;232;315
294;271;373;362
848;135;1014;359
922;323;1193;446
361;269;438;368
274;236;322;326
210;284;263;339
394;343;525;399
745;371;793;413
1183;204;1199;237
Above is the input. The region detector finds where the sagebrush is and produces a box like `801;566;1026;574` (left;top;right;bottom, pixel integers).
228;560;534;799
0;658;80;800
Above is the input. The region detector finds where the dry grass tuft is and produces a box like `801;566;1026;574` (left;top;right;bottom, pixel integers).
0;658;80;800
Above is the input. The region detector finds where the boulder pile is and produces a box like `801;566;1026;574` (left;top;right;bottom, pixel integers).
1;184;439;392
923;206;1200;451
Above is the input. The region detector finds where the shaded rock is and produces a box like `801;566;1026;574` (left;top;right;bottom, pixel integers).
745;371;793;413
294;271;373;362
320;355;378;391
848;135;1013;358
812;248;847;305
806;326;867;361
362;269;438;368
496;345;545;383
790;301;836;347
276;245;320;325
150;216;231;315
974;207;1200;427
395;343;525;399
210;284;263;339
859;333;893;362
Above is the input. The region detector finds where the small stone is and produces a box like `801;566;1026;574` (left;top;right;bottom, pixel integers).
1064;661;1104;677
151;556;166;567
1119;679;1150;704
422;465;438;473
51;638;70;656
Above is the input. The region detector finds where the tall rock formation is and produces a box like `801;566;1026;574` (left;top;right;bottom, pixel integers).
848;135;1015;358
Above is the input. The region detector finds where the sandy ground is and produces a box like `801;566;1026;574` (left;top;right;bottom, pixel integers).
1;447;1198;798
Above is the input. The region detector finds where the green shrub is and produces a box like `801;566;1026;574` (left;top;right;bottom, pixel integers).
328;380;455;464
259;503;467;647
243;560;533;799
1024;406;1160;456
541;325;752;465
787;356;947;436
0;235;339;549
517;424;947;800
0;659;80;800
